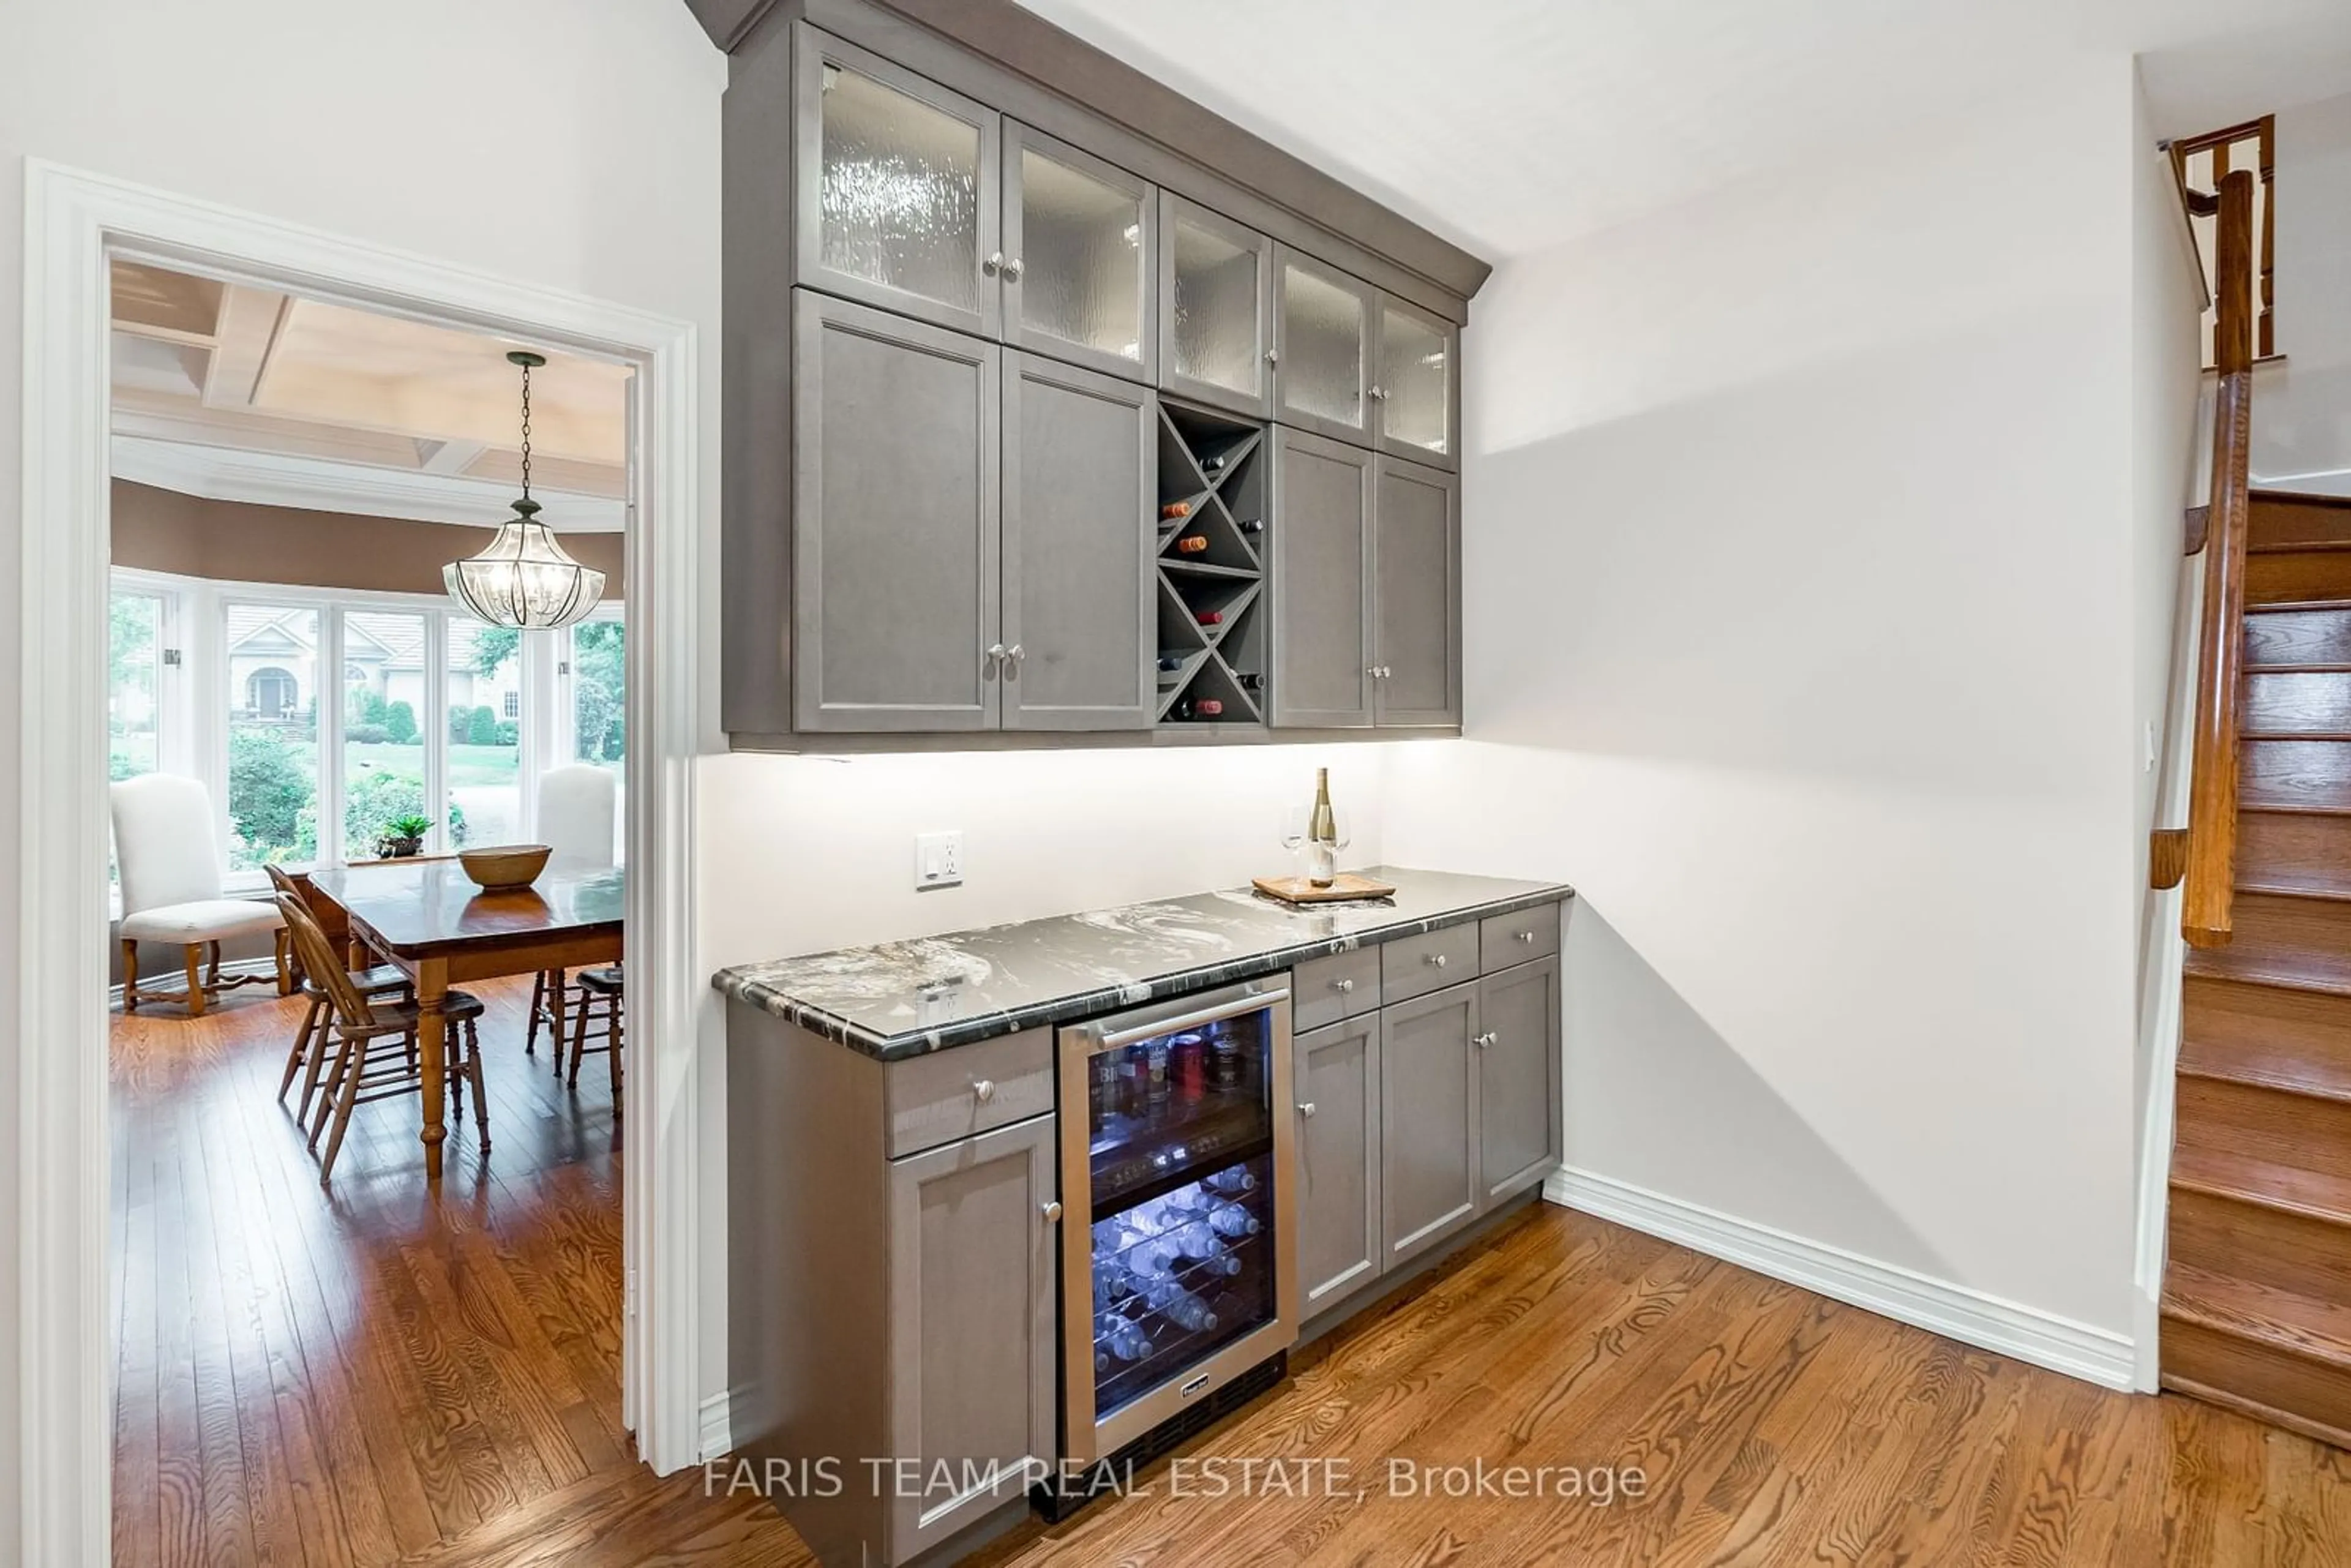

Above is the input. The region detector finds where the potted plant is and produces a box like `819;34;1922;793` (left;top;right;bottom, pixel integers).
376;814;433;859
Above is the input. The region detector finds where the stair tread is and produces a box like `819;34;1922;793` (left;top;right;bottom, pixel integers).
2184;949;2351;994
2245;662;2351;675
2177;1041;2351;1105
2244;730;2351;742
2172;1142;2351;1228
2249;540;2351;555
2235;879;2351;903
2246;599;2351;614
2163;1262;2351;1373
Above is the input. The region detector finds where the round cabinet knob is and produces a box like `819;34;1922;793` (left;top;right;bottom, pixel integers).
1475;1031;1497;1049
1517;929;1537;945
1003;257;1024;280
1265;347;1280;365
1333;978;1355;993
1427;953;1448;969
983;252;1005;276
1369;384;1389;401
1297;1101;1318;1118
971;1078;997;1103
1041;1200;1063;1223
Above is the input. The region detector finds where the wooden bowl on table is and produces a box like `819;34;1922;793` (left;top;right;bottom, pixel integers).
457;844;553;891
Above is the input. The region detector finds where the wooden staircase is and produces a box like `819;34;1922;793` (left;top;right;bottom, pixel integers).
2163;487;2351;1447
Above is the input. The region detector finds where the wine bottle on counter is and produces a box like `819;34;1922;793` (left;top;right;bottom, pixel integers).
1160;500;1193;520
1307;766;1340;888
1176;534;1209;555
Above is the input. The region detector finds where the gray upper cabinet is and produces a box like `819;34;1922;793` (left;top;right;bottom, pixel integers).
1379;983;1480;1271
1371;456;1462;727
722;6;1479;748
1000;353;1155;730
1295;1016;1382;1313
884;1112;1059;1561
798;27;1002;339
1268;428;1374;729
1475;956;1561;1209
1373;294;1460;470
1274;247;1376;446
1158;193;1275;420
795;291;1001;732
1002;122;1156;384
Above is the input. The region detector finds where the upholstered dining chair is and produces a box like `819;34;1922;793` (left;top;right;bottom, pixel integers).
274;891;490;1182
264;865;414;1123
526;764;617;1062
113;773;288;1016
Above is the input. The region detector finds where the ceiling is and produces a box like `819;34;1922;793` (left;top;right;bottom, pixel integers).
1009;0;2351;260
110;260;629;531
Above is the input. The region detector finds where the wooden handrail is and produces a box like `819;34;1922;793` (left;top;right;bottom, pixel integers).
2181;168;2257;948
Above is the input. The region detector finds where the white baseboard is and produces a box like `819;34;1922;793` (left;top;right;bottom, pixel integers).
699;1390;734;1463
1543;1167;2136;1391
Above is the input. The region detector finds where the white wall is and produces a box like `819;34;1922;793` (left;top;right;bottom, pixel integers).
2252;88;2351;492
1381;60;2159;1338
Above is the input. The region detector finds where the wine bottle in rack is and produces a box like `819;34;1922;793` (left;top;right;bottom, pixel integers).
1235;672;1265;692
1196;608;1223;626
1202;452;1229;474
1176;534;1209;555
1233;517;1265;535
1160;500;1193;520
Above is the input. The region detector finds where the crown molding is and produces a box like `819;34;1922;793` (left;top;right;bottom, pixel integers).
109;436;626;531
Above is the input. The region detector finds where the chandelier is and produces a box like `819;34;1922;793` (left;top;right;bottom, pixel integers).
441;350;607;629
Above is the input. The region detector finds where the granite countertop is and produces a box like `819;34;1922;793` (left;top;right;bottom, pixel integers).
712;865;1573;1059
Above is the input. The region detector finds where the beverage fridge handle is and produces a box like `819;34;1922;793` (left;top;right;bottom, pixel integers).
1085;985;1292;1054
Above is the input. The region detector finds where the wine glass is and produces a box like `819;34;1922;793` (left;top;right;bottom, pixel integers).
1278;806;1310;872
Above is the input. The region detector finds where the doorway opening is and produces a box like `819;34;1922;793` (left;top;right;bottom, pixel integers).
20;162;703;1565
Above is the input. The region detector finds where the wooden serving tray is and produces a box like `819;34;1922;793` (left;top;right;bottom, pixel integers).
1253;872;1397;905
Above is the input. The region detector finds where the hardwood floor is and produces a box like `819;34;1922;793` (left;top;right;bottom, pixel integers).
114;988;2348;1566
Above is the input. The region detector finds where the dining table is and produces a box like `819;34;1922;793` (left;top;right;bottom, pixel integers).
304;857;624;1179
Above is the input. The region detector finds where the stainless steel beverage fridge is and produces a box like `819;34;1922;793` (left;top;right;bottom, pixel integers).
1057;977;1299;1464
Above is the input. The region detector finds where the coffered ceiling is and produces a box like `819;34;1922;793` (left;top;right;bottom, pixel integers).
109;260;629;531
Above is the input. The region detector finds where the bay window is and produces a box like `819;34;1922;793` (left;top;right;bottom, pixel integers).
110;568;624;887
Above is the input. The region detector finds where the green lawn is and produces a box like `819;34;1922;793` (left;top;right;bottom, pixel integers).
342;740;519;787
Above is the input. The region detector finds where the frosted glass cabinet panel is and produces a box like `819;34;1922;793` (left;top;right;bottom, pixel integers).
797;29;1000;337
1376;299;1457;467
1275;247;1374;443
1158;193;1274;419
1004;123;1155;381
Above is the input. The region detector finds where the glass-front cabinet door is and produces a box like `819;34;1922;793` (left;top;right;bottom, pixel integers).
1158;193;1275;419
795;26;1000;337
1002;122;1155;383
1273;247;1374;444
1374;296;1458;468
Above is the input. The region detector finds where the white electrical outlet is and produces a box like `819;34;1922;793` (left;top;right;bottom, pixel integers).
915;830;964;890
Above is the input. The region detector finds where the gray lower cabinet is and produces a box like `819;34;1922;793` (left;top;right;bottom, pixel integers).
1294;1015;1381;1310
1001;353;1154;729
1371;456;1461;727
885;1112;1060;1560
795;290;1002;732
1379;982;1480;1270
1267;427;1374;728
1475;956;1562;1209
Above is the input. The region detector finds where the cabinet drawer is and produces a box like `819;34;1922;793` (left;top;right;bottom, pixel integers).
1380;923;1481;1005
1480;902;1561;972
1292;947;1382;1033
885;1027;1056;1158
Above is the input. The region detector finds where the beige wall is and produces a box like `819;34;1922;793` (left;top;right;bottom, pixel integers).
110;479;626;597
